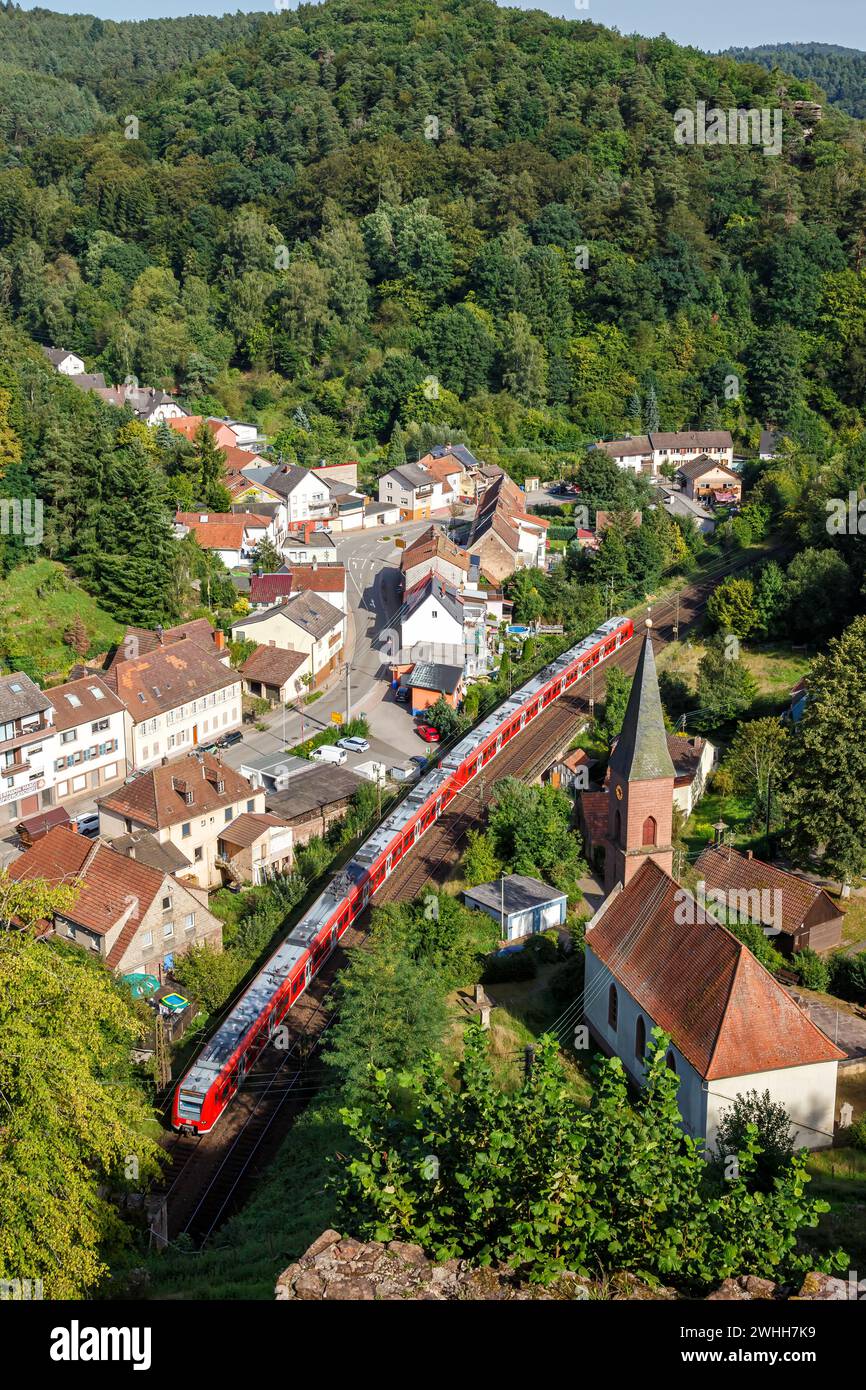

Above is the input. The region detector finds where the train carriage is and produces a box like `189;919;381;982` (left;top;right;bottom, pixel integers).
172;614;633;1133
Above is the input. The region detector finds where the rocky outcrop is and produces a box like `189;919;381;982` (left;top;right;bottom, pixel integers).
275;1231;852;1301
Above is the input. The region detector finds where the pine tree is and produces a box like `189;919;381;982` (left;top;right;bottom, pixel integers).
194;421;227;510
387;423;407;469
96;447;178;624
644;381;660;432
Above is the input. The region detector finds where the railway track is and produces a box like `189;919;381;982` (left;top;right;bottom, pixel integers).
158;544;780;1242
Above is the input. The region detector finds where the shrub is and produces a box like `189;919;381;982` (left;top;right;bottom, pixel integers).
792;948;830;992
828;950;866;1005
549;952;584;1003
482;949;537;983
524;930;560;964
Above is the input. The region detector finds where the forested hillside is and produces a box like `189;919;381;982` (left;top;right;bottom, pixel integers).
724;42;866;120
2;0;866;650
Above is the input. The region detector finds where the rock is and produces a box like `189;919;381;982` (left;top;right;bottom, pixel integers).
305;1230;342;1260
387;1241;427;1265
794;1272;850;1301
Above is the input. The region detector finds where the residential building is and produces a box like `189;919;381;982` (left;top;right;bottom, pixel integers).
694;845;843;955
665;734;716;816
216;813;293;885
364;501;401;528
8;825;222;976
166;416;239;449
548;748;598;793
47;677;128;805
263;463;337;530
676;456;742;503
104;639;242;770
280;532;338;565
265;764;362;847
400;525;470;593
248;564;347;613
759;429;782;461
42;347;85;376
584;857;843;1151
232;591;346;687
174;511;275;568
392;574;465;671
399;661;464;715
463;874;567;943
424;443;492;499
378;463;441;520
465;474;548;583
655;486;716;536
595;431;734;476
240;646;309;705
97;751;265;890
95;383;187;425
0;673;55;827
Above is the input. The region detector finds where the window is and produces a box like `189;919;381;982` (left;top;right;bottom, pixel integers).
666;1051;677;1074
163;922;174;938
641;815;657;847
184;912;195;931
181;822;191;838
162;896;172;912
142;931;153;948
224;808;233;822
635;1015;646;1061
246;799;254;813
194;846;203;862
60;730;77;744
91;719;109;733
607;984;618;1032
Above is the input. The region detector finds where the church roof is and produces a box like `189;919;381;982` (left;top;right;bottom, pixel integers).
587;860;844;1080
607;630;676;782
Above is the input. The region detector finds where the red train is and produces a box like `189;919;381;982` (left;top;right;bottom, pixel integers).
173;615;633;1132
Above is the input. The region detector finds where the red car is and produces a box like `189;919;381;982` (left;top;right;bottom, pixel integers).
416;724;440;743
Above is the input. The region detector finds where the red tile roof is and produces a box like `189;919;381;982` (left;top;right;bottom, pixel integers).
219;812;291;850
248;566;346;607
587;860;843;1079
694;844;841;941
9;827;164;941
240;645;307;689
104;641;237;721
47;676;125;730
98;751;257;830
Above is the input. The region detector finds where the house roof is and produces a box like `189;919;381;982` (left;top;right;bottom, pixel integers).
262;463;318;498
400;525;469;575
266;765;361;820
104;642;237;723
429;443;481;470
109;829;192;874
397;574;464;629
249;566;345;606
676;455;739;482
47;676;124;731
105;619;219;671
465;873;564;916
240;591;342;642
694;844;842;940
240;645;307;689
175;512;271;550
43;346;81;367
587;859;844;1079
72;373;109;392
596;436;651;459
407;662;463;695
759;429;781;455
651;430;733;452
607;631;676;783
219;812;291;850
0;671;51;721
98;751;256;830
385;462;436;492
9;826;166;945
665;733;708;785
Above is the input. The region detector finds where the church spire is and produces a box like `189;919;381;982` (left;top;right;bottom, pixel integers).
608;623;675;782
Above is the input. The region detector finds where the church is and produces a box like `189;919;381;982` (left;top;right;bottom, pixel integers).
580;625;843;1152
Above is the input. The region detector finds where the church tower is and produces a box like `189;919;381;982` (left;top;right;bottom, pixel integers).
605;622;676;893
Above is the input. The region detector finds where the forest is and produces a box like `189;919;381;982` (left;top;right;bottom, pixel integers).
724;42;866;120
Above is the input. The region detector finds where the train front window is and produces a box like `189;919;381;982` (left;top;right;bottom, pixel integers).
178;1090;203;1120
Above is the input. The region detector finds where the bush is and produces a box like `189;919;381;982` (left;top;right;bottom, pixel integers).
792;948;830;992
828;950;866;1005
482;949;537;983
845;1116;866;1152
711;766;735;797
524;930;560;964
549;952;585;1003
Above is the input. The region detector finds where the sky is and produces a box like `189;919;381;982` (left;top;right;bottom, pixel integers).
14;0;866;54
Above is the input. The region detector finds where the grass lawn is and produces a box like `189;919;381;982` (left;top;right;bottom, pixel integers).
657;638;810;721
0;559;123;681
839;897;866;951
804;1146;866;1273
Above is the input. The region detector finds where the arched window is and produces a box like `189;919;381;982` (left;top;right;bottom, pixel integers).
642;815;657;847
613;809;622;842
634;1014;646;1061
666;1050;677;1074
607;984;618;1032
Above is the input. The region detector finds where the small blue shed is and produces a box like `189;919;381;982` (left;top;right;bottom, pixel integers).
463;874;567;942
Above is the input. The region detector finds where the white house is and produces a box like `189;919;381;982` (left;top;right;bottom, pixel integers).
232;591;346;688
584;859;843;1153
596;431;734;477
263;464;337;531
43;347;86;376
0;672;56;827
392;574;465;670
174;511;276;568
47;676;129;805
378;463;442;520
280;532;338;565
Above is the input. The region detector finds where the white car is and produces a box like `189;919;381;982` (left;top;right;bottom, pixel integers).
338;736;370;753
310;745;347;765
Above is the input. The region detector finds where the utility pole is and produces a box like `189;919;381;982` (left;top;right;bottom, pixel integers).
765;769;772;843
673;590;680;642
589;665;595;721
345;662;351;725
523;1045;536;1083
154;1014;171;1090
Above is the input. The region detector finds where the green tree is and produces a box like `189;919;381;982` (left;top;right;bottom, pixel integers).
462;829;503;887
251;536;282;573
599;666;632;747
726;717;788;825
714;1090;796;1192
694;642;757;730
707;577;758;638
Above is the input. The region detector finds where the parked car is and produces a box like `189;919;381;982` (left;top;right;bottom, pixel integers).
310;744;348;765
410;754;431;772
416;724;440;743
217;730;243;749
338;736;370;753
73;811;100;838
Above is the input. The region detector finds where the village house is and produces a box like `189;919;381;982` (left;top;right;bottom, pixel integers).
465;474;549;583
248;564;347;613
95;383;188;425
584;857;844;1152
595;430;734;477
280;532;339;565
548;747;599;793
655;485;717;535
166;415;240;449
424;443;497;500
398;661;464;715
8;825;222;977
676;456;742;503
694;844;844;955
232;591;346;687
391;574;465;672
265;763;362;848
239;646;310;706
665;734;716;816
103;635;242;770
97;751;275;890
0;672;56;828
47;677;128;806
42;346;85;376
216;813;294;886
378;463;442;520
174;511;276;568
400;526;470;593
262;463;338;531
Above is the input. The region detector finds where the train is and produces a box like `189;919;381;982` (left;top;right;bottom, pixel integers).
172;614;634;1133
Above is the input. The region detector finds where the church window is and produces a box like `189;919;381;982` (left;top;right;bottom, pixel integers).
642;815;657;846
666;1050;677;1074
635;1014;646;1060
607;984;618;1032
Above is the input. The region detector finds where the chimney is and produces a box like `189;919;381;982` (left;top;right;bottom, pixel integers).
214;630;226;652
746;849;753;860
161;755;169;766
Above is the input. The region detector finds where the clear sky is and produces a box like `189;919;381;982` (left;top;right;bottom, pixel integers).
14;0;866;54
